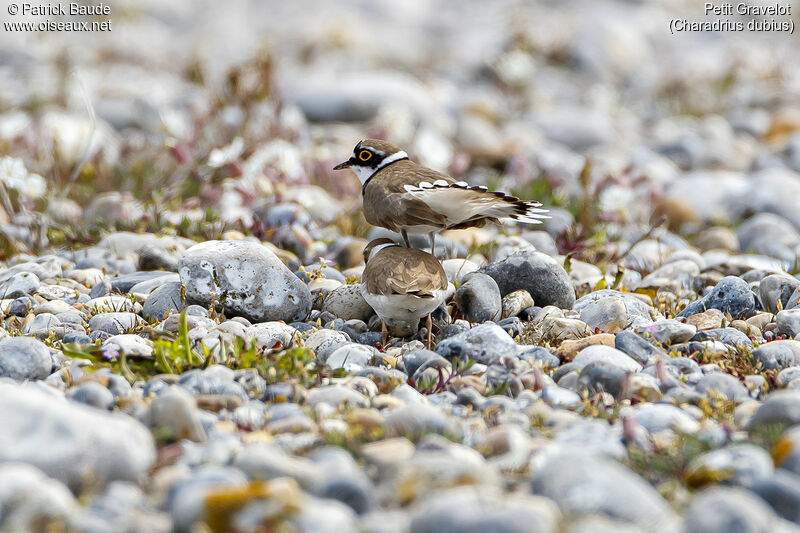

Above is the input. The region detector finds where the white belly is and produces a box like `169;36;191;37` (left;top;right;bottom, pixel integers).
362;291;445;324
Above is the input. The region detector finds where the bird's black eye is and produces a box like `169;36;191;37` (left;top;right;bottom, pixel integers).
358;150;372;162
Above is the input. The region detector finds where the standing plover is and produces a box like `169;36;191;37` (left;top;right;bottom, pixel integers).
334;139;548;254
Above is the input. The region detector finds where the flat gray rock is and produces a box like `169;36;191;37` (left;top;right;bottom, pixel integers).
179;240;312;323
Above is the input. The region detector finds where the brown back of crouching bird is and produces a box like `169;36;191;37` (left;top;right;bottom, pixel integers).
364;246;448;297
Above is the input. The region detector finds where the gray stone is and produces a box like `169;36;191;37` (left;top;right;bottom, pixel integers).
179;240;312;323
233;442;322;488
0;463;76;532
694;373;751;402
67;381;116;410
89;312;144;335
684;444;774;487
750;470;800;524
383;404;461;440
403;349;451;378
753;341;800;370
574;290;654;320
168;466;247;533
572;345;642;372
777;309;800;338
778;366;800;387
623;403;700;435
455;273;502;323
322;284;374;322
309;446;374;513
640;320;697;345
614;331;667;365
435;323;518;364
577;361;627;397
103;334;154;357
326;343;376;371
306;329;351;361
517;346;560;369
128;273;180;296
579;296;630;333
760;274;800;314
0;337;52;381
142;281;185;321
306;385;369;409
479;251;575;309
691;327;754;348
147;386;206;442
409;487;560;533
0;382;154;491
247;322;297;351
23;312;61;334
737;213;800;266
747;390;800;429
678;276;756;320
683;487;787;533
541;385;581;408
530;450;677;529
110;271;173;293
0;272;40;298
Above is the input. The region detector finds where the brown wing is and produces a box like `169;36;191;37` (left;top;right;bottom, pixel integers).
363;160;456;231
365;247;447;297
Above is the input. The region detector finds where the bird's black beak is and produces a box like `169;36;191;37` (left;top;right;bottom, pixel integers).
333;159;354;170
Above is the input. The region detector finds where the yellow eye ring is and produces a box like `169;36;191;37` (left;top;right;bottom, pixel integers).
358;150;372;161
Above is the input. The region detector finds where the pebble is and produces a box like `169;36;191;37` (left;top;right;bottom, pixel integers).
639;319;696;345
572;345;642;373
89;312;144;335
305;329;351;361
0;272;40;298
0;463;76;531
0;382;154;491
409;487;560;533
678;276;756;320
760;274;800;314
777;309;800;338
683;487;789;533
694;373;750;402
147;386;207;442
479;250;575;309
747;390;800;429
179;240;312;323
530;450;678;530
614;331;666;365
435;323;517;364
752;340;800;370
0;337;52;381
142;281;185;321
454;273;502;323
321;284;374;322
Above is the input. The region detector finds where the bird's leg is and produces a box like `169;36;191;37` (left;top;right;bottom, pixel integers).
425;313;433;350
428;232;436;256
381;321;388;347
401;229;411;248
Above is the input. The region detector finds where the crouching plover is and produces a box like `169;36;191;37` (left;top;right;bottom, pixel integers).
334;139;549;254
360;238;448;348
